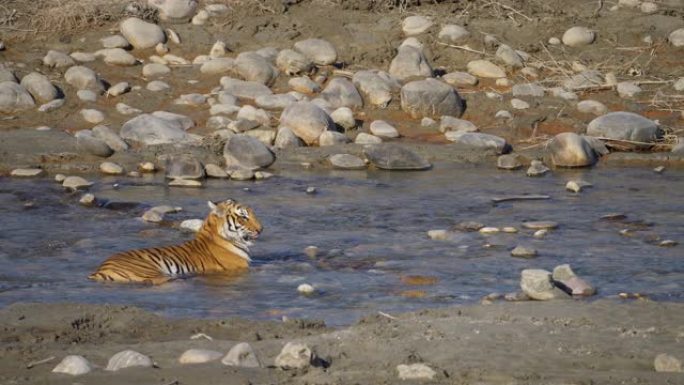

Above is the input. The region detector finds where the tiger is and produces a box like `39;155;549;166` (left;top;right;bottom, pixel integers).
89;199;263;285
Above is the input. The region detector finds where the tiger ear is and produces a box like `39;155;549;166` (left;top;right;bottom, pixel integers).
207;201;220;215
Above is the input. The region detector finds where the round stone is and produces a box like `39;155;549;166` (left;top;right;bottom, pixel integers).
562;27;596;47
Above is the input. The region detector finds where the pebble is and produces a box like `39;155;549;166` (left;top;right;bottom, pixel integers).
654;353;682;372
79;193;96;206
512;83;545;98
100;162;124;175
659;240;678;247
275;342;313;370
306;186;317;195
355;132;383;144
673;78;684;92
566;180;593;193
653;165;665;174
230;169;255;181
62;176;93;190
147;80;171;92
304;246;319;259
510;98;530;109
11;168;45;177
370;120;400;138
495;78;511;87
168;178;203;187
396;363;436;380
548;37;561;45
438;24;470;43
116;102;142;115
442;71;478;86
502;226;518;233
143;63;171;77
577;100;608;115
254;171;273;180
454;221;485;232
222;343;261;367
105;350;154;371
39;99;65;112
562;26;596;47
511;245;537;258
297;283;315;295
479;227;500;234
178;349;223;365
81;109;105;124
35;126;52;131
617;81;642;98
427;229;449;240
77;90;97;102
55;174;66;183
640;2;658;13
526;160;549;177
52;355;93;376
107;82;130;97
139;162;156;172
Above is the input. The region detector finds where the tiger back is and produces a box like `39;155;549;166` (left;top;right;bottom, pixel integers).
89;199;262;285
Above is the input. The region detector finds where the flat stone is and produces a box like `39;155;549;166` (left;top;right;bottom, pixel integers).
62;176;93;190
204;163;228;178
201;57;235;75
71;52;97;62
107;82;131;97
168;178;202;187
229;169;255;181
617;81;642;98
355;132;382;144
120;114;189;145
402;15;433;36
288;76;321;94
220;77;273;101
149;0;198;20
587;112;662;142
330;107;356;130
92;125;129;152
180;219;203;232
276;49;313;76
527;160;550;177
496;44;524;67
577;100;607;115
364;144;431;170
552;264;596;296
80;109;105;124
511;99;530;109
96;48;137;66
147;80;170;91
11;168;45;177
321;78;363;110
445;132;509;154
39;99;65;112
329;154;366;170
318;131;349;146
77;90;97;102
274;127;304;149
442;71;478;87
178;349;222;365
397;363;436;380
52;355;93;376
523;221;558;230
234;52;277;86
566;180;593;193
440;116;477;133
143;63;171;77
100;161;124;175
101;35;130;49
370;120;399;138
255;94;297;110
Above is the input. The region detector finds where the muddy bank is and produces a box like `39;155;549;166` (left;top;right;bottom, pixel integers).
1;301;683;384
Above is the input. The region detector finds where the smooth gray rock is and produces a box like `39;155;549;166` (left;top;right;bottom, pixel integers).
120;114;189;145
42;50;75;68
222;343;260;368
0;66;17;83
445;132;509;154
75;130;114;157
497;154;523;170
400;78;464;119
152;111;194;130
237;105;270;126
105;350;153;371
101;35;130;49
520;269;569;300
175;93;207;106
200;57;235;75
39;98;65;112
369;120;399;138
288;76;321;94
255;93;297;110
100;161;124;175
204;163;228;178
318;131;349;146
276;49;313;76
563;70;603;90
668;28;684;47
329;154;366;170
280;102;335;145
147;80;170;91
223;134;275;170
52;355;93;376
546;132;598;167
511;245;537;258
20;72;58;103
163;154;204;179
96;48;137;66
440;116;477;133
220;77;273;101
562;26;596;47
527;160;550;176
274;127;304;149
577;100;607;115
0;81;35;113
330;107;356;130
467;60;506;78
64;66;105;93
496;44;524;67
148;0;198;20
402;15;433;36
120;17;166;49
364;144;431;170
255;47;279;62
81;108;105;124
617;81;642;98
178;349;222;365
389;44;433;81
320;78;363;110
235;52;277;86
352;70;401;108
552;264;596;296
107;82;131;97
293;38;337;65
92;125;129;152
62;176;93;190
143;63;171;77
442;71;478;87
355;132;382;144
587;112;662;142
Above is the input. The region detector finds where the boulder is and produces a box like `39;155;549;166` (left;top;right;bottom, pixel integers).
352;70;401;108
120;17;166;49
586;112;662;142
364;144;431;170
223;134;275;170
389;44;433;81
279;102;335;145
20;72;58;103
293;38;337;65
0;81;35;113
120;114;189;145
445;132;509;154
400;78;465;119
320;78;363;110
546;132;598;167
162;154;204;179
75;130;114;157
64;66;105;93
234;52;277;86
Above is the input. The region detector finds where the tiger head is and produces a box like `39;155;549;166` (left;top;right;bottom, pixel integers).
205;199;263;252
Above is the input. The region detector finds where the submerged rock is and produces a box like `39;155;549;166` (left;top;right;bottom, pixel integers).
163;154;204;180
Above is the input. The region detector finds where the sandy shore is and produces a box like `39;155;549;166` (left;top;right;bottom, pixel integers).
1;300;682;384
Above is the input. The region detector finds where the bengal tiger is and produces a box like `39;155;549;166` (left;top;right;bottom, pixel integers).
89;199;263;285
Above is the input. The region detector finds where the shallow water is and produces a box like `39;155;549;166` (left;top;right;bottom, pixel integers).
0;164;682;326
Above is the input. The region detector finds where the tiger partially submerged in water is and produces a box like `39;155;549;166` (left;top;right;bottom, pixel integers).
89;199;262;285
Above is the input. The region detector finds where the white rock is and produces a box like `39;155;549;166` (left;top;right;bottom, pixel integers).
52;355;93;376
178;349;222;365
210;40;227;58
496;44;524;67
64;66;105;92
71;52;97;62
397;363;436;380
106;350;154;371
548;37;561;45
577;100;608;115
511;99;530;109
438;24;469;43
669;28;684;47
331;107;356;130
39;99;65;112
79;193;96;206
654;353;683;372
222;342;261;367
42;50;75;68
191;9;209;25
155;43;169;55
495;110;513;120
288;77;321;94
201;57;234;75
62;176;93;190
107;82;131;97
100;162;124;175
355;132;382;144
11;168;45;177
674;78;684;92
562;27;596;47
619;0;640;7
143;63;171;77
180;218;203;232
20;72;58;103
318;131;349;146
149;0;198;20
370;120;399;138
275;342;313;369
293;38;337;65
442;71;478;86
120;17;166;49
440;116;477;133
147;80;171;91
496;78;511;87
617;81;642;98
116;102;142;115
81;109;105;124
96;47;137;66
640;2;658;13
